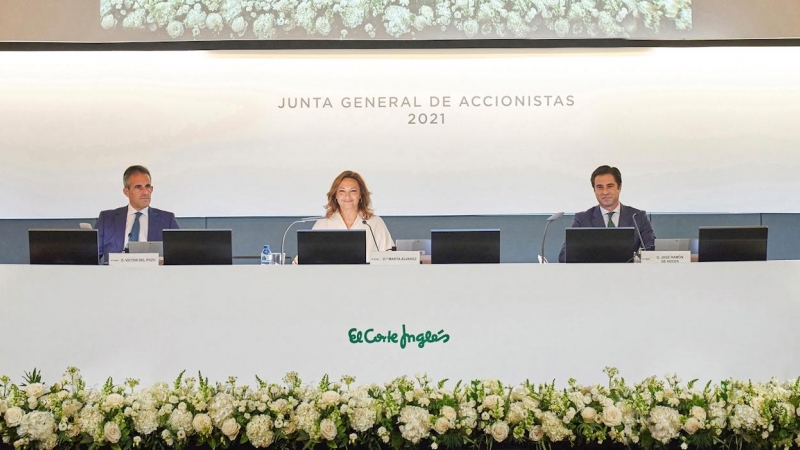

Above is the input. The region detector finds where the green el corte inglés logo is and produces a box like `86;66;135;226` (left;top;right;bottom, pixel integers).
348;325;450;349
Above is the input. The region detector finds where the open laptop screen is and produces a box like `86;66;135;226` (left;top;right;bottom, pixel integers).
698;226;768;262
565;227;635;263
28;229;99;265
163;229;232;265
297;230;366;265
431;229;500;264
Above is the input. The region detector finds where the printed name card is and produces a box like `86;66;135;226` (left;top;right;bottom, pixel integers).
108;253;160;267
640;251;692;264
369;251;421;265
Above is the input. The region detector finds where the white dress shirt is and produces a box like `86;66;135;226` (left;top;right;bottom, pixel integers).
124;205;149;248
600;204;621;227
312;212;394;261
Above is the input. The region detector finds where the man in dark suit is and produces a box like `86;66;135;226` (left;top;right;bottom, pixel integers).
559;165;656;263
95;165;179;262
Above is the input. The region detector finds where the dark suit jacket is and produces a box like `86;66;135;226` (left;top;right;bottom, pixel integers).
95;206;179;261
558;204;656;263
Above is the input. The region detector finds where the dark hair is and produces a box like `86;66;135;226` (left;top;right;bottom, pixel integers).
591;165;622;187
123;165;151;188
324;170;374;220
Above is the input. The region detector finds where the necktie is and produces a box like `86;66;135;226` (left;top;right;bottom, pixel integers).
130;212;143;242
607;211;615;228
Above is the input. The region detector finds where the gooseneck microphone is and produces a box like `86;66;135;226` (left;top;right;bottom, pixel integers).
280;216;325;265
631;212;647;256
539;212;564;264
362;220;380;251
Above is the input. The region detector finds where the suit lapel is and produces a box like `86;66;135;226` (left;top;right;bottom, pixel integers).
113;206;127;250
590;206;605;227
618;204;632;228
147;208;158;241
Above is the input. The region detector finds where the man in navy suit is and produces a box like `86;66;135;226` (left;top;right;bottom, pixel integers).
559;165;656;263
95;165;179;262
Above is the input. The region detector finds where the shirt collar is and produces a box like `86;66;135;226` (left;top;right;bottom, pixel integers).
127;205;149;217
599;203;621;216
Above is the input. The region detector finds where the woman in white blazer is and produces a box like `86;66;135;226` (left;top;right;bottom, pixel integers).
312;170;394;260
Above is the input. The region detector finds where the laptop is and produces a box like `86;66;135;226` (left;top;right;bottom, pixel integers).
395;239;432;255
698;226;768;262
128;241;164;257
163;229;232;265
655;238;697;253
564;227;635;263
431;229;500;264
297;229;366;264
28;229;99;265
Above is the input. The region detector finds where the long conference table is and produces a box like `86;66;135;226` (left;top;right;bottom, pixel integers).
2;261;799;387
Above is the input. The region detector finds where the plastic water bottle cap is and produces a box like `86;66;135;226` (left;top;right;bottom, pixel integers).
263;245;271;252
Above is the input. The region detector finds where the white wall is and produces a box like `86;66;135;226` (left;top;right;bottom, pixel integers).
1;46;799;218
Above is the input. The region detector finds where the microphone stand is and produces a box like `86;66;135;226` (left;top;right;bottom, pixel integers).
539;212;564;264
631;212;647;262
280;217;324;265
362;220;380;251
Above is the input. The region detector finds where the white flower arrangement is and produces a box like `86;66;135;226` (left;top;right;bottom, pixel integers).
3;367;800;450
99;0;691;39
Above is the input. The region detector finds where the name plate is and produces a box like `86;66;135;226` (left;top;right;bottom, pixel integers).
108;253;160;267
640;251;692;264
369;251;421;265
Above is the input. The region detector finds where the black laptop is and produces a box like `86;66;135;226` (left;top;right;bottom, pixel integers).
297;229;366;264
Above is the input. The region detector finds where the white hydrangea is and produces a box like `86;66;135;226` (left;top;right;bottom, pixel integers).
18;411;57;449
208;393;236;427
647;406;681;444
246;415;275;448
398;406;432;444
168;408;194;436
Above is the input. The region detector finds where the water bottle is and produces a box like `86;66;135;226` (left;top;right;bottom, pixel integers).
260;245;273;265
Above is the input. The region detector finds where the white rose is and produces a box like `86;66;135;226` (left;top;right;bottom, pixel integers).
490;421;509;442
683;417;702;435
26;383;46;399
221;418;240;440
230;16;247;35
319;418;338;441
690;406;707;422
192;413;213;435
433;417;450;434
206;13;224;32
321;391;340;405
483;395;501;409
441;406;457;421
166;20;185;38
101;14;117;30
105;393;125;409
529;425;544;441
4;407;24;427
104;422;122;443
601;405;623;427
581;407;597;423
553;18;570;37
463;19;479;38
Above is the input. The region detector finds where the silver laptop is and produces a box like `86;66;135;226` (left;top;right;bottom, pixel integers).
128;241;164;257
395;239;431;255
655;238;698;253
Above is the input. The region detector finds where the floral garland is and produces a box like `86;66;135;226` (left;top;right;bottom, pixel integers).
2;367;799;450
99;0;692;40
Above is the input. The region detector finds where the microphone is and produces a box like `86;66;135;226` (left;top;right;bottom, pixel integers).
539;212;564;264
362;220;380;251
631;212;647;256
280;216;325;265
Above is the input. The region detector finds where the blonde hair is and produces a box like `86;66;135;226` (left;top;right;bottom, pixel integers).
324;170;374;219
